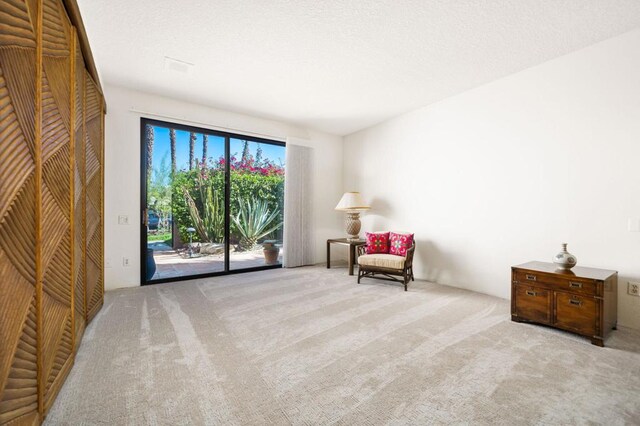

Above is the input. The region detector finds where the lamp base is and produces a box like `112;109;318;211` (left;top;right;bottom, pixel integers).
345;211;362;241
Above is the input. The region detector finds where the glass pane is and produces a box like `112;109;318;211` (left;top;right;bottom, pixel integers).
229;138;285;270
145;124;226;281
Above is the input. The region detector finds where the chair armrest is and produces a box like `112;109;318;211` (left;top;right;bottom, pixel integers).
405;243;416;268
357;244;367;257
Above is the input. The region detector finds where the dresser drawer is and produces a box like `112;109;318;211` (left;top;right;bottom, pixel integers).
515;270;598;296
554;293;597;336
514;284;551;324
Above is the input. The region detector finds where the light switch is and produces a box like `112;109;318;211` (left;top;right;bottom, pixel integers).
118;215;129;225
628;218;640;232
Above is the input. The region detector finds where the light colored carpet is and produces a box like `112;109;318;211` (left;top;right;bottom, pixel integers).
45;265;640;425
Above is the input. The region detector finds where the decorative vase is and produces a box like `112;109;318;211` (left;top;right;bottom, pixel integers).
262;240;280;265
345;211;362;241
553;243;577;270
146;248;157;280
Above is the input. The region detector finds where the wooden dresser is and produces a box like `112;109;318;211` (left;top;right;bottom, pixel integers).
511;261;617;346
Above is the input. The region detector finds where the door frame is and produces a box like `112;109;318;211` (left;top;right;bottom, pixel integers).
140;117;285;285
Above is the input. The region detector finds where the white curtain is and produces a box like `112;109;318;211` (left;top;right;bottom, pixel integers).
283;142;315;267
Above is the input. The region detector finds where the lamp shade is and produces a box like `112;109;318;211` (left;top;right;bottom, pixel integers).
335;192;370;211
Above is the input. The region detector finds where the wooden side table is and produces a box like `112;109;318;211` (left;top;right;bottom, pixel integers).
326;238;366;275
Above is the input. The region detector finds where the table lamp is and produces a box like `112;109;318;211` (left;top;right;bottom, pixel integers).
335;192;370;241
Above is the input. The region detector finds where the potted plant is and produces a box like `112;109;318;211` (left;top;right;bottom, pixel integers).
231;198;282;252
262;240;280;265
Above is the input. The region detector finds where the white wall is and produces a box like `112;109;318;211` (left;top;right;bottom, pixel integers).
104;85;344;290
343;29;640;330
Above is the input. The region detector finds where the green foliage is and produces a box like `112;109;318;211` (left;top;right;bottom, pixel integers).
148;232;171;244
170;165;284;245
171;167;204;243
149;153;172;232
183;165;224;243
231;198;283;251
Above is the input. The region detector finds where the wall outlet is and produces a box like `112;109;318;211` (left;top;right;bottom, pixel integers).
122;257;130;267
118;215;129;225
629;282;640;296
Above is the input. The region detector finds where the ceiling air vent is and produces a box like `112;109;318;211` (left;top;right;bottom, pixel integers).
164;56;194;75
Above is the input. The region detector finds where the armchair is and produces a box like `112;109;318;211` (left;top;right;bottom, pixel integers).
356;241;415;291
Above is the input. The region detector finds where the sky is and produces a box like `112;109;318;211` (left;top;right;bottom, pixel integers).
150;125;286;175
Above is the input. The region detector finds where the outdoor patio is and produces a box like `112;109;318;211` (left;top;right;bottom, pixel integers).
149;242;283;280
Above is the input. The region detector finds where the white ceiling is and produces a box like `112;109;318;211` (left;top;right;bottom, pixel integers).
78;0;640;136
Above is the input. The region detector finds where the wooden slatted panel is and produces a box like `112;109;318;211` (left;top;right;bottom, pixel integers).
0;298;39;425
40;0;73;413
2;0;104;422
84;71;102;322
72;31;85;345
0;0;37;49
0;0;40;423
41;0;70;58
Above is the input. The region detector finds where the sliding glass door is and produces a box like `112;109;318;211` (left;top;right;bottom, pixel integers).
141;118;285;284
229;138;285;270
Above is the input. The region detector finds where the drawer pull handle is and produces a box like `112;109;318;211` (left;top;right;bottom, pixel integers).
525;274;536;281
526;290;537;296
569;299;582;306
569;282;583;289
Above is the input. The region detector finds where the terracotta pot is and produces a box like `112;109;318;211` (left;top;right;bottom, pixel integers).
263;241;280;265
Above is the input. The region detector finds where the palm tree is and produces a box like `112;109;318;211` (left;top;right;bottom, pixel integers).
241;140;250;165
169;128;177;175
202;134;208;165
255;143;263;166
189;132;196;170
145;124;154;183
169;128;178;249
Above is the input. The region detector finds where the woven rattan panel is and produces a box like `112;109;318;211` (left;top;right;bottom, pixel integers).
0;0;104;423
83;71;102;323
72;31;85;346
40;0;74;413
0;0;40;423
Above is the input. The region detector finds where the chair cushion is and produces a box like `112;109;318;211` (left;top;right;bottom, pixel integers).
389;232;414;256
358;253;406;270
365;231;390;254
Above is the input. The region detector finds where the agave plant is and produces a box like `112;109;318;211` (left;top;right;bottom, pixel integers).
232;198;282;251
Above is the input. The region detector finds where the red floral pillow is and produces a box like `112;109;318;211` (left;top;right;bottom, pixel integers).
365;232;390;254
389;232;414;257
